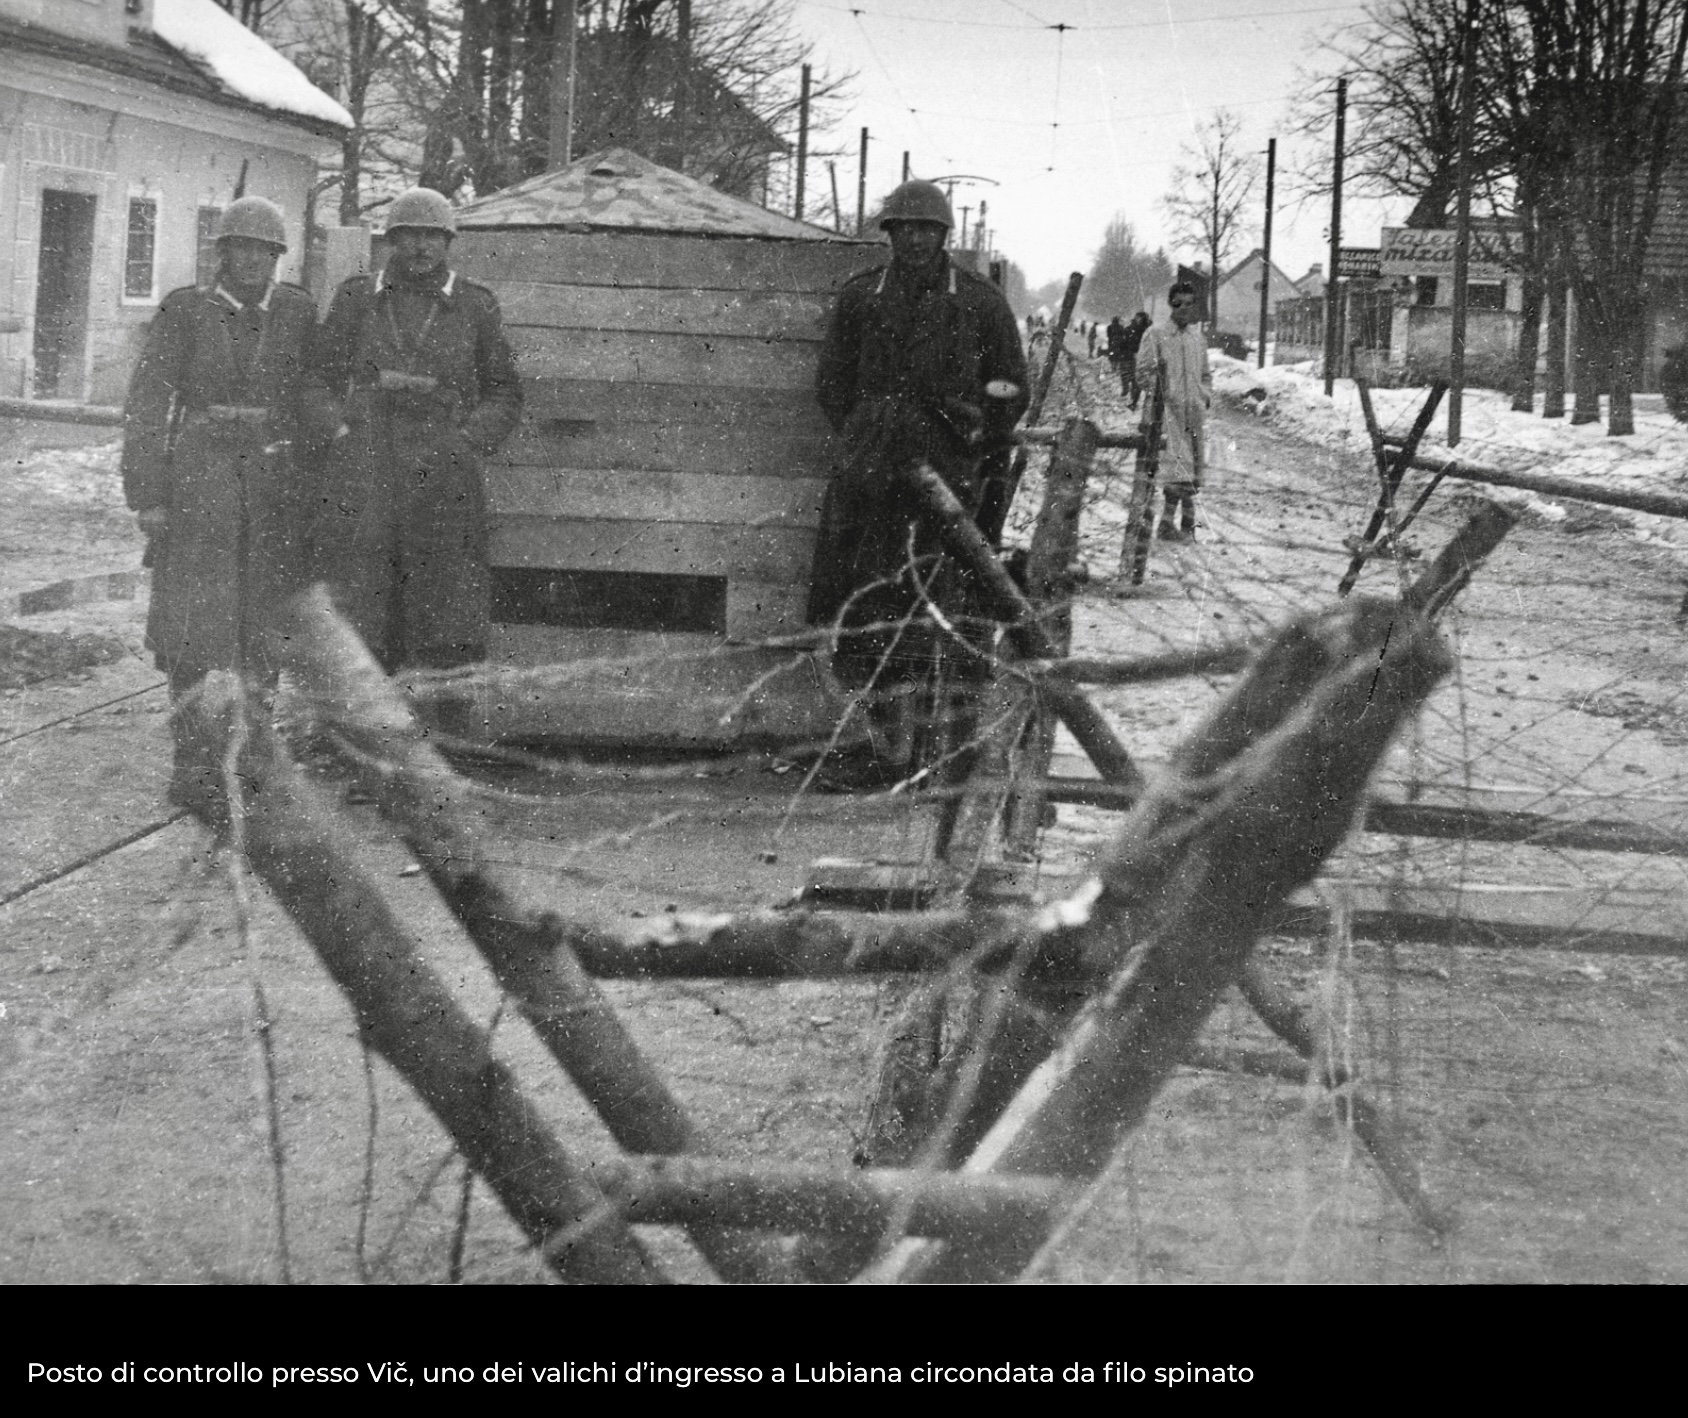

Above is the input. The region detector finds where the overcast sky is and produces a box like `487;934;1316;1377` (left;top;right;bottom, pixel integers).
784;0;1405;298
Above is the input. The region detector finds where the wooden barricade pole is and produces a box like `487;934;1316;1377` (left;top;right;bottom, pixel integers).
937;416;1101;873
979;273;1084;542
1119;367;1165;584
871;591;1456;1283
1337;379;1446;596
1005;416;1100;852
213;676;663;1284
905;462;1143;791
274;588;788;1285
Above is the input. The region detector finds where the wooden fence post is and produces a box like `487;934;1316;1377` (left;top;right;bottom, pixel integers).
1006;416;1100;852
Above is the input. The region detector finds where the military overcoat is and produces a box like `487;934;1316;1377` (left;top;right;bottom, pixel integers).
808;256;1029;626
121;280;322;681
305;268;522;669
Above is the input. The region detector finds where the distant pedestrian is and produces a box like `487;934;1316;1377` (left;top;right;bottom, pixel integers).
1136;285;1210;541
121;196;324;814
1110;312;1151;407
1087;321;1099;358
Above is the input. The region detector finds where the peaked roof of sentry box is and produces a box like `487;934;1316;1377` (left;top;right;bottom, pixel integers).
455;147;857;241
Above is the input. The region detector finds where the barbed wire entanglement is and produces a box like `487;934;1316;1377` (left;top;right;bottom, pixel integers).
8;352;1685;1282
223;342;1684;1283
996;348;1688;1282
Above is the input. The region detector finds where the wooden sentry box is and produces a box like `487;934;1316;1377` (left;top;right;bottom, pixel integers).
451;148;881;747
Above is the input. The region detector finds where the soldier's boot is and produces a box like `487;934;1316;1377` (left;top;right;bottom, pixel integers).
1180;492;1199;541
167;674;246;827
168;695;222;819
1157;493;1185;541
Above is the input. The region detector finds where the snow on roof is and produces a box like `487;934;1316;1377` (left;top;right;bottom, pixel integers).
455;147;856;241
153;0;352;132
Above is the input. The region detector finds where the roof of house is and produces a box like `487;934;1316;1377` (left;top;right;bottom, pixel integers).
0;0;350;138
154;0;352;131
1219;247;1298;290
455;147;859;241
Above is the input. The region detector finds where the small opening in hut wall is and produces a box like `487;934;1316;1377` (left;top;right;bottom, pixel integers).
490;568;729;635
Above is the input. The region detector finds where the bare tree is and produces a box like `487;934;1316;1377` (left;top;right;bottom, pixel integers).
357;1;851;204
1286;0;1511;224
1160;111;1262;310
1294;0;1688;435
265;1;407;223
1087;216;1174;319
1515;0;1688;435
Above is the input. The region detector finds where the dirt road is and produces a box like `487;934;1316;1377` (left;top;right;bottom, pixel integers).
2;356;1685;1283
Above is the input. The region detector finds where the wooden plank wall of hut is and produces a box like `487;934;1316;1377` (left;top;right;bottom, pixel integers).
448;230;876;744
464;234;870;644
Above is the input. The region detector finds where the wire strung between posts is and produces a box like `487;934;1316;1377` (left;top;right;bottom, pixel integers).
0;811;188;908
0;679;167;749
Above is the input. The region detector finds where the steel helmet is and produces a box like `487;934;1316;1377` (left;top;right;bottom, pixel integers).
878;179;954;230
385;186;457;236
215;196;287;250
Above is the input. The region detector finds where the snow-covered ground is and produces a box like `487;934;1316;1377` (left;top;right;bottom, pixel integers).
1214;355;1688;540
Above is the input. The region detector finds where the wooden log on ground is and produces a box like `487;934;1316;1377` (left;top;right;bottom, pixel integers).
1033;642;1252;684
597;1156;1075;1244
218;675;661;1284
1380;438;1688;521
872;590;1454;1282
275;587;786;1284
1021;425;1142;449
1043;774;1688;857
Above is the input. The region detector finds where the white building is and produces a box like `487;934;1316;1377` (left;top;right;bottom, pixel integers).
0;0;350;405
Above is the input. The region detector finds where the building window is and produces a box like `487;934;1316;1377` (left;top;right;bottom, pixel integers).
1467;281;1506;311
197;206;223;286
1415;277;1439;307
124;196;158;302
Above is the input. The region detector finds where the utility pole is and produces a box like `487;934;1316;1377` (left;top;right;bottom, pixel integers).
977;199;987;256
1258;137;1276;369
674;0;691;173
902;151;910;183
959;206;972;248
548;0;578;170
857;127;868;234
1448;8;1478;446
794;63;811;220
828;161;842;233
1324;78;1346;397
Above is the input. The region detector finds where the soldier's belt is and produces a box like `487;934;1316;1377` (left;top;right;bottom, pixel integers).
188;405;270;426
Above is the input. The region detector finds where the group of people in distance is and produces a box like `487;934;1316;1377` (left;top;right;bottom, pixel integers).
124;174;1210;815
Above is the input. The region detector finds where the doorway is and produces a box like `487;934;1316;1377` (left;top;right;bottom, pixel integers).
33;190;97;399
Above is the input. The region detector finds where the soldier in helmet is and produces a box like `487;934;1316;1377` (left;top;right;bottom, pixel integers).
809;177;1028;621
122;195;326;815
305;186;522;672
807;177;1029;782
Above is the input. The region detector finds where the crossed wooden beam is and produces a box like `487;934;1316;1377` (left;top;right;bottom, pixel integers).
183;483;1515;1281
